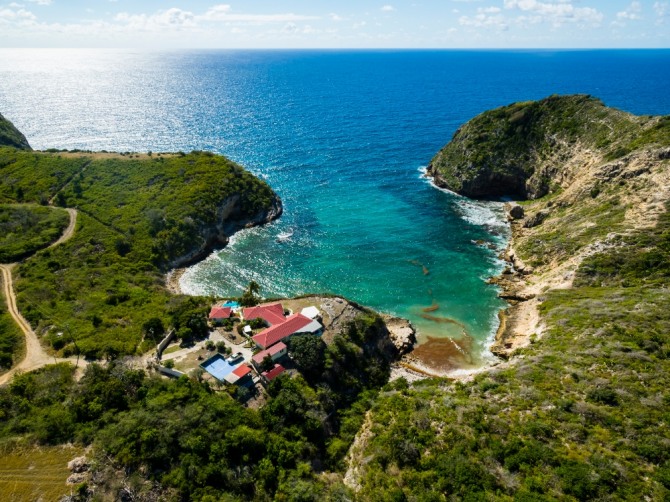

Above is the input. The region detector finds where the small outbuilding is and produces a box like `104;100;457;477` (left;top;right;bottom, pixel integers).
261;364;286;384
300;306;320;320
252;342;288;369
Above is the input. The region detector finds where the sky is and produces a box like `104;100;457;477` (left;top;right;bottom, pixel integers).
0;1;668;49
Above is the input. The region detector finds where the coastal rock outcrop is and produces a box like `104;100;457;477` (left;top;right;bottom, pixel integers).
426;94;658;199
0;112;31;150
381;315;417;356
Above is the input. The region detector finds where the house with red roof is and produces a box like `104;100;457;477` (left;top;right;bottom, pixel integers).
209;306;232;325
251;341;288;369
242;303;286;327
223;364;253;386
252;313;322;350
261;364;286;384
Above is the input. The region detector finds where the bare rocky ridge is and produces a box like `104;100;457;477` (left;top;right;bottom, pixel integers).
490;146;670;358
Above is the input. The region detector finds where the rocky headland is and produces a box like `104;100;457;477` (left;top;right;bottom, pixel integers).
427;94;670;359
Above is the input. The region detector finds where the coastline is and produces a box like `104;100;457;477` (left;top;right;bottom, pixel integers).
165;268;186;295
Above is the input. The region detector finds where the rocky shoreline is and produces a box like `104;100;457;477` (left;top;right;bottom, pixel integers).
488;202;545;359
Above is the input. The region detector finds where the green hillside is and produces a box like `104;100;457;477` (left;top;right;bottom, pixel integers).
0;147;281;359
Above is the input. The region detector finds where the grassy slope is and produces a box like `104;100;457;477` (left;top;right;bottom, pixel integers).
0;444;83;502
353;215;670;501
0;205;70;263
0;148;278;359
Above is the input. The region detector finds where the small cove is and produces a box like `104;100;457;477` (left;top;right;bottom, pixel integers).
1;49;669;371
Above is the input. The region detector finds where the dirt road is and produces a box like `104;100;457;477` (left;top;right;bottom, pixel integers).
0;208;85;386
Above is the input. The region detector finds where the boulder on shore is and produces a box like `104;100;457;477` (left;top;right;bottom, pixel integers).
506;202;525;220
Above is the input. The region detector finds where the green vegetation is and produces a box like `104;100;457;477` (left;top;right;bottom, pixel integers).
352;206;670;499
0;113;31;151
0;204;70;263
0;311;397;500
429;94;670;198
0;283;22;372
0;147;279;359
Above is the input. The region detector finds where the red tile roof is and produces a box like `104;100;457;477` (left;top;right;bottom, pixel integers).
242;303;286;326
252;342;287;365
232;364;252;378
209;306;232;319
252;313;313;349
262;364;285;382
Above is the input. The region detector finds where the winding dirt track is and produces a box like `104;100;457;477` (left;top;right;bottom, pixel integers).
0;208;85;386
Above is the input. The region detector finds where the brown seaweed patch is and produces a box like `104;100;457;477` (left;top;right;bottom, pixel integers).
422;302;439;313
412;336;474;370
407;259;430;275
420;313;467;330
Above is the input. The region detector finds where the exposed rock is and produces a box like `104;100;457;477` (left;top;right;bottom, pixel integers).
382;316;417;356
523;209;549;228
506;202;525;220
66;472;88;485
68;455;90;474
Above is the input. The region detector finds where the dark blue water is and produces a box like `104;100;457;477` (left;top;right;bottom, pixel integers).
1;49;669;371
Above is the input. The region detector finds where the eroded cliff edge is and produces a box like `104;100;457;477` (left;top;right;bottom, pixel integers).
427;94;670;358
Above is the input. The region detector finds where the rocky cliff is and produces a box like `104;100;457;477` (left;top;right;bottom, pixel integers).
168;192;282;268
344;97;670;501
427;94;670;199
0;113;31;150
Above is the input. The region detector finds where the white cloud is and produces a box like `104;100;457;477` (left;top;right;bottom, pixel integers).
200;5;318;23
616;1;642;20
114;8;197;31
381;5;395;12
282;22;298;33
653;1;668;23
0;6;36;23
459;7;508;30
329;13;344;22
504;0;603;27
26;0;51;5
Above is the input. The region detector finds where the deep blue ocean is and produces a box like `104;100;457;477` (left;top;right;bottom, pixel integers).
1;49;669;371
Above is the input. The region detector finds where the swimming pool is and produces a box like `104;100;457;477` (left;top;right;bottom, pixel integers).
200;353;236;381
221;300;240;308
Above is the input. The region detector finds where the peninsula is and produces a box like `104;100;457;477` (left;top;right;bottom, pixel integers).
345;95;670;499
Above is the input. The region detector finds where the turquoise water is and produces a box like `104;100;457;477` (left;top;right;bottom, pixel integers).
1;49;669;370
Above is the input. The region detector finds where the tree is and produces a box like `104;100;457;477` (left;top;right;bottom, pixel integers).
260;354;275;372
55;192;67;207
142;317;165;341
288;334;326;381
240;280;261;307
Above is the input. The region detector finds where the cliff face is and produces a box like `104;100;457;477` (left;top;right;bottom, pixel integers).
427;94;669;199
0;113;31;150
168;193;282;268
